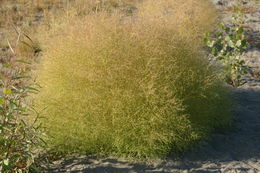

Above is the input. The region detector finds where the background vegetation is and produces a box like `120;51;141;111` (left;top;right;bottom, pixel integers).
0;36;42;172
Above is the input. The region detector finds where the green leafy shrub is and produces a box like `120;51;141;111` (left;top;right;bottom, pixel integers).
33;0;231;159
0;60;42;172
204;10;248;87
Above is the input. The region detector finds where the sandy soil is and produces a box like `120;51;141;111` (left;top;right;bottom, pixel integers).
42;0;260;172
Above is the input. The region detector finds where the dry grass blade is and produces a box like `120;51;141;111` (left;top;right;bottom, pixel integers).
7;39;15;55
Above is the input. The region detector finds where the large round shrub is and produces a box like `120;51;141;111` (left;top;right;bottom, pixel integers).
33;0;231;158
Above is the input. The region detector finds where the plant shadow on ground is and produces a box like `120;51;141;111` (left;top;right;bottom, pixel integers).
40;87;260;173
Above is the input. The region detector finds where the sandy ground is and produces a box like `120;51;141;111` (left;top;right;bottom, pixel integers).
42;0;260;172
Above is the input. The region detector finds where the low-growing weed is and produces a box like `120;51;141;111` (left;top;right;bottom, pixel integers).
205;9;248;87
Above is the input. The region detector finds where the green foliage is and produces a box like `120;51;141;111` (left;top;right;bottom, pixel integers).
204;10;248;87
34;0;231;159
0;59;42;172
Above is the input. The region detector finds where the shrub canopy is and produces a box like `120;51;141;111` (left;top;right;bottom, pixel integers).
33;0;231;158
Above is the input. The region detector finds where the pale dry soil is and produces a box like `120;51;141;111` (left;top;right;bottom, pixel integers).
43;1;260;172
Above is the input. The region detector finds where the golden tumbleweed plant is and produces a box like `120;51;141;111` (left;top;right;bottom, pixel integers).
32;0;232;159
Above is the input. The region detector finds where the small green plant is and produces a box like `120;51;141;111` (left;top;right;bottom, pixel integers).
204;10;248;87
0;54;42;172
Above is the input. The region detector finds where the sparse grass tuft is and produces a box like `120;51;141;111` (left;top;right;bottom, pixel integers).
33;0;232;159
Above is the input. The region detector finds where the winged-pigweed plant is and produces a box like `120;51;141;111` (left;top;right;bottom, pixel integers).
204;10;248;87
34;0;231;159
0;53;42;172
